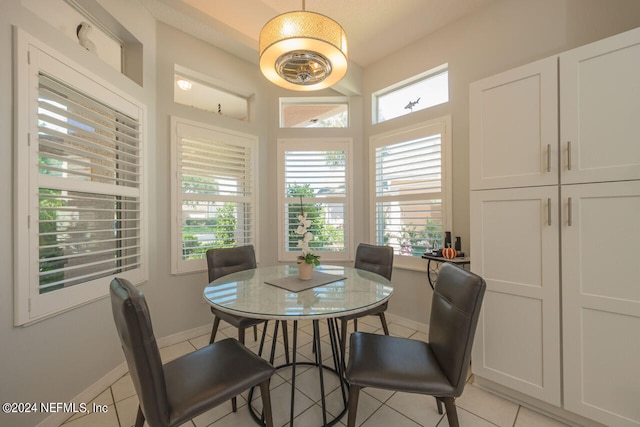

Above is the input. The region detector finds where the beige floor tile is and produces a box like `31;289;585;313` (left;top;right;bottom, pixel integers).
408;331;429;342
385;392;444;426
65;389;114;423
387;322;416;338
515;406;571;426
260;380;315;427
114;394;139;427
455;384;519;427
335;388;384;426
191;400;241;427
362;387;395;404
188;333;211;349
111;374;136;403
362;405;422;427
61;404;119;427
450;407;500;427
158;341;197;363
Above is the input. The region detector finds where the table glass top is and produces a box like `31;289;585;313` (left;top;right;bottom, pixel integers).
203;264;393;320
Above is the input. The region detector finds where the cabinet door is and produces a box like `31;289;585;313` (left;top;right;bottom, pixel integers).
562;181;640;427
560;27;640;184
470;187;561;405
470;56;558;190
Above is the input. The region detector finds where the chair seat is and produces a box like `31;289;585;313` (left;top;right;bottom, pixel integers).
339;301;387;322
164;338;275;426
346;332;455;397
210;306;265;329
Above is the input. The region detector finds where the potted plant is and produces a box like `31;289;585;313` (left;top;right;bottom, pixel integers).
295;197;320;280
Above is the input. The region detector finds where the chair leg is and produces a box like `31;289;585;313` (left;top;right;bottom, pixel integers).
253;324;258;341
346;384;361;427
378;312;390;335
442;397;459;427
259;379;274;427
340;318;348;372
353;318;358;332
282;320;290;364
435;397;444;414
232;327;246;413
135;406;145;427
238;327;246;345
209;316;221;344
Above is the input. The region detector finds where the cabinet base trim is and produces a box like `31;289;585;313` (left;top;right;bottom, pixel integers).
471;376;606;427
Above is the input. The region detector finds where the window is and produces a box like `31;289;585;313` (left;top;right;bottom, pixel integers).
174;65;251;122
171;118;257;274
278;139;352;262
370;117;452;270
373;64;449;124
14;29;146;325
280;97;348;128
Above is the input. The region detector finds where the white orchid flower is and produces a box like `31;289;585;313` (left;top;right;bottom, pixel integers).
303;232;313;242
295;225;305;235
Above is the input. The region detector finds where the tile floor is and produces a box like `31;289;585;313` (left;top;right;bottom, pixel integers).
62;317;569;427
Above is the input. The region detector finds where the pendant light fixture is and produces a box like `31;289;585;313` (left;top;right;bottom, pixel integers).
259;0;348;91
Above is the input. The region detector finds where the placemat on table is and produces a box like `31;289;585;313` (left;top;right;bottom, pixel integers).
265;271;346;292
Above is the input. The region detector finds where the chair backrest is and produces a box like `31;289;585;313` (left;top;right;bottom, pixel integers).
110;278;168;426
428;263;486;396
354;243;394;281
206;245;257;283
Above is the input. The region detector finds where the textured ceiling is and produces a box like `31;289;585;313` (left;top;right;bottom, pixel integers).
141;0;497;67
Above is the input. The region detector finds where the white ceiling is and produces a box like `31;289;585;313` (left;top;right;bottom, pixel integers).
141;0;497;67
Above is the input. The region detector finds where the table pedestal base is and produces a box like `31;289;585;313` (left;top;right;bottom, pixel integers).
248;318;348;426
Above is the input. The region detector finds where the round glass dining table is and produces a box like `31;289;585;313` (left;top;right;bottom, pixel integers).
203;264;393;426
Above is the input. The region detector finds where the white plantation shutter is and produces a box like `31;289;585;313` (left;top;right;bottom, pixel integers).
172;119;257;274
278;139;352;262
15;30;147;325
37;73;143;294
371;119;451;263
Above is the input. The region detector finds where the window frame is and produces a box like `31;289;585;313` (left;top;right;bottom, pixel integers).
277;138;353;263
279;96;349;128
369;117;452;271
372;64;449;124
14;28;147;325
170;117;259;275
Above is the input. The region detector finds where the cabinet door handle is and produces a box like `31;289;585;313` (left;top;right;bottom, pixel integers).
547;144;551;172
547;198;552;226
567;197;573;226
567;141;572;171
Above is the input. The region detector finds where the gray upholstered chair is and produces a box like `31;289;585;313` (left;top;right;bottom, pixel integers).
206;245;289;412
338;243;393;368
110;277;275;427
206;245;263;345
345;263;486;427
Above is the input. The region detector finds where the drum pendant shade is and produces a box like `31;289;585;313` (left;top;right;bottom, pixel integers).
259;10;348;91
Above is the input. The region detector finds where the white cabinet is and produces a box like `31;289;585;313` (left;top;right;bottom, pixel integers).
561;181;640;427
470;27;640;426
560;29;640;184
470;187;561;405
470;56;558;190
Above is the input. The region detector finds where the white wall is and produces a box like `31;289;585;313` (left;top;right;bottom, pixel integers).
363;0;640;324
